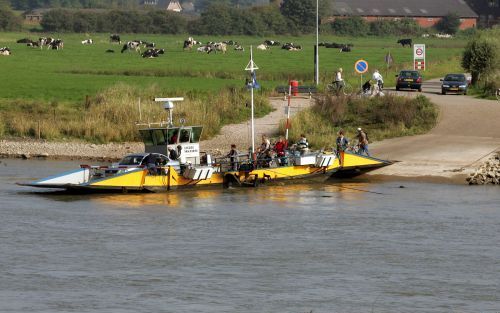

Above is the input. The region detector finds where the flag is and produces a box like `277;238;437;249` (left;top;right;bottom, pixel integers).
247;71;260;89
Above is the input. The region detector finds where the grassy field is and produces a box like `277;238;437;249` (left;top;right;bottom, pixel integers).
0;32;465;142
0;32;467;103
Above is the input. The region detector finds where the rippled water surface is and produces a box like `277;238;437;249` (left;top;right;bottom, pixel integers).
1;158;499;313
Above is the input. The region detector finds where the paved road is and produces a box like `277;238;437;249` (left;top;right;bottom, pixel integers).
369;79;500;180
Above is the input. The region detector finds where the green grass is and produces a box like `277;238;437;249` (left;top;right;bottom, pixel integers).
0;32;467;102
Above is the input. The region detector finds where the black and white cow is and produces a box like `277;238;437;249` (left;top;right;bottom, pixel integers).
143;41;155;48
49;39;64;50
121;41;142;53
340;45;351;52
264;40;280;46
141;48;165;58
81;39;93;45
234;44;244;51
110;34;121;44
0;47;11;56
282;43;302;51
397;38;412;47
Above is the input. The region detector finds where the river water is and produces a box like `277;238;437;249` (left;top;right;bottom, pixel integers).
0;159;499;313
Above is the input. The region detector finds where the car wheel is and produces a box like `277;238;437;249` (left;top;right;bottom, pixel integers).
442;89;446;95
396;86;400;91
418;87;422;92
463;90;467;95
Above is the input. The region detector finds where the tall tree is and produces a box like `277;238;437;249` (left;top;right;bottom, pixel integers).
280;0;315;33
435;12;461;34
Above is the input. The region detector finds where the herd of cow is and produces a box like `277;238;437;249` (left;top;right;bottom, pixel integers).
1;35;415;58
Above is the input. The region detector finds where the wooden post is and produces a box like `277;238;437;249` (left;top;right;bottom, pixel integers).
37;120;41;139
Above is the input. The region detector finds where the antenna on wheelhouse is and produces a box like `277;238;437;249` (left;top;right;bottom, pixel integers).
245;46;259;154
154;97;184;127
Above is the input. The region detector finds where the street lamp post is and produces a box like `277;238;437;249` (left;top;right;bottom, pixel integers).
315;0;319;85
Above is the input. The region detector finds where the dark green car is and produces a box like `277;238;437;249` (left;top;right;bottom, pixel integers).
440;74;468;95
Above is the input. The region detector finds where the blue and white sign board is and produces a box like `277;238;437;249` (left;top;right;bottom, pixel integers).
354;59;369;74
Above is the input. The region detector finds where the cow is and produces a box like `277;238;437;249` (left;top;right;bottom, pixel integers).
234;44;244;51
340;45;351;52
143;41;155;48
142;48;165;58
222;40;236;45
183;37;202;50
197;45;212;53
213;42;227;54
48;39;63;50
264;40;280;46
0;47;11;56
121;41;142;53
282;43;302;51
81;39;93;45
17;38;32;43
110;34;121;44
397;38;412;47
256;44;268;51
105;49;115;53
27;41;39;48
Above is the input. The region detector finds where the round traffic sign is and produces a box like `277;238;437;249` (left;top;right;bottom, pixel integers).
416;48;423;56
354;59;369;74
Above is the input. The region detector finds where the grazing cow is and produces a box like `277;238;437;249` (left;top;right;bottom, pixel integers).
142;48;165;58
121;41;142;53
143;41;155;48
340;45;351;52
81;39;93;45
110;34;121;44
105;49;115;53
397;38;412;47
17;38;32;43
222;40;236;45
183;37;202;50
0;47;11;56
256;44;268;51
48;39;63;50
282;43;302;51
234;44;244;51
197;45;212;53
264;40;280;46
27;41;39;47
213;42;227;54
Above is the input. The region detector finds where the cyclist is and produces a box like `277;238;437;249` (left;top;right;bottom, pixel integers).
333;68;345;94
372;69;384;90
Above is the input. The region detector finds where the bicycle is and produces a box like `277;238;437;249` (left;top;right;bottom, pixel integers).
327;81;353;96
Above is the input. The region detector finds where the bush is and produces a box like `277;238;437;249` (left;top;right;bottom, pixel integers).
435;12;461;34
285;94;438;149
0;7;22;31
462;29;499;85
330;17;369;36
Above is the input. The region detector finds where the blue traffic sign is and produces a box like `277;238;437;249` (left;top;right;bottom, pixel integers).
354;59;369;74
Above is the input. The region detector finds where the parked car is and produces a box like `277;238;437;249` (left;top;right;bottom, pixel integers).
440;73;468;95
395;70;422;92
105;153;179;175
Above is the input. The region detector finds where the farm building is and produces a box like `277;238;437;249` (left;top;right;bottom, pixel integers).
464;0;500;27
327;0;479;29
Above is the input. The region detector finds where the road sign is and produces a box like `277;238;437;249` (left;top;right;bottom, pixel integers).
413;44;426;71
354;59;368;74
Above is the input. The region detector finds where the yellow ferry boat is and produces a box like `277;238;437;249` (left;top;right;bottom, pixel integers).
19;50;391;192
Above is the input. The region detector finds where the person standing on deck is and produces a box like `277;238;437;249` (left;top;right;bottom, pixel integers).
227;144;240;171
336;130;349;166
356;127;370;156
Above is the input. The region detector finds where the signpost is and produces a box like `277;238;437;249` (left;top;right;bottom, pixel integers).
354;59;369;90
385;52;393;78
245;46;259;154
413;44;426;71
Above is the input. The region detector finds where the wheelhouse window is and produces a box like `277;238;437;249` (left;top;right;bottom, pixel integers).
167;128;179;144
179;128;191;143
191;126;203;143
151;129;167;145
119;155;144;165
139;130;154;146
